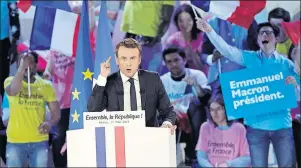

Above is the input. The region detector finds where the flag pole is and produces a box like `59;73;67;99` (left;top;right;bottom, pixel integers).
218;59;221;74
27;67;31;97
189;2;202;19
191;5;199;19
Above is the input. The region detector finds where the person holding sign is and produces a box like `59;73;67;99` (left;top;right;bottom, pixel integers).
196;93;250;167
3;51;60;167
196;19;300;167
88;38;176;133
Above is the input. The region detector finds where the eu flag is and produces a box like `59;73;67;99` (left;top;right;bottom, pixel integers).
93;0;117;84
69;0;94;130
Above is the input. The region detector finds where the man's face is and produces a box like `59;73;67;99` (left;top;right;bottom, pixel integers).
17;53;37;78
257;26;277;52
164;52;186;76
116;46;141;78
269;18;288;42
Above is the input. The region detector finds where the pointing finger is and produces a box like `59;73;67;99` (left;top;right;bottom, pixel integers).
106;56;112;64
100;62;105;68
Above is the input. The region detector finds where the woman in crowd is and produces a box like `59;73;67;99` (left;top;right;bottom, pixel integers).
166;4;206;73
195;93;250;167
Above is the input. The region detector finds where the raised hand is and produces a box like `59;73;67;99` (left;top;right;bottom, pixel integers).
19;54;31;70
196;18;212;33
212;49;222;62
100;56;112;78
286;76;297;88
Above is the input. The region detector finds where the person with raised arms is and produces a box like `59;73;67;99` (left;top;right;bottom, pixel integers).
196;18;300;167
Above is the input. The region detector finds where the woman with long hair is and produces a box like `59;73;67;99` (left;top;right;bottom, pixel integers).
166;4;206;73
195;93;251;167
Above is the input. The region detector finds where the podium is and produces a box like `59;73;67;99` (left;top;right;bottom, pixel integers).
66;111;177;167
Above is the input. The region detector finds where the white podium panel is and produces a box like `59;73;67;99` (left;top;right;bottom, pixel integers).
67;127;176;167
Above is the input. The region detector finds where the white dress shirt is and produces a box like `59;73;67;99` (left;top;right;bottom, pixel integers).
96;71;172;126
96;71;141;111
119;72;142;111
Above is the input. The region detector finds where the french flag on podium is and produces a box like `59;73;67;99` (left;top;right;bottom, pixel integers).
66;127;176;167
18;0;80;56
190;0;266;28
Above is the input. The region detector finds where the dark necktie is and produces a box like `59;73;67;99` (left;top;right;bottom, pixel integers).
128;78;137;111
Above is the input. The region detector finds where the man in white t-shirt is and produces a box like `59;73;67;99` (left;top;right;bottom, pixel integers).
161;45;211;166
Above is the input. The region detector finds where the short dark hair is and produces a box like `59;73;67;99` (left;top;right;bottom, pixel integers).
268;7;291;22
257;22;280;37
18;50;39;64
115;38;142;57
162;45;186;61
173;4;201;40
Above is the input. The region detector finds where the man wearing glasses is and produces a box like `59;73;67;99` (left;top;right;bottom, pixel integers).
196;20;300;167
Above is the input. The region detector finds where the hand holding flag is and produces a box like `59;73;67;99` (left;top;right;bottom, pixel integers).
190;0;266;29
195;18;212;33
19;53;32;96
19;54;31;71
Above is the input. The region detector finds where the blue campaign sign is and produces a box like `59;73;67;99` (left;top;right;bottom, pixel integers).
220;64;297;120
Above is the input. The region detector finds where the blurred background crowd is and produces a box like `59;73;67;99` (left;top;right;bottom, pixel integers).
0;0;300;167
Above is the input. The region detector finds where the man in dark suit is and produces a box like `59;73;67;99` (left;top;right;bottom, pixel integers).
87;38;176;132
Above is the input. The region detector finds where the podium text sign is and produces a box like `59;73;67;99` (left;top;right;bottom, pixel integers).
83;110;146;128
67;127;176;167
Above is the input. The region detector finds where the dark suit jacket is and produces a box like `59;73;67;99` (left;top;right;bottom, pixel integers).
87;70;176;127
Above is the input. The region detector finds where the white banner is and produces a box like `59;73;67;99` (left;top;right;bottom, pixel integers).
83;110;145;128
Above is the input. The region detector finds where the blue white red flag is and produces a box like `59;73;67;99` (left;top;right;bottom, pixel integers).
190;0;266;28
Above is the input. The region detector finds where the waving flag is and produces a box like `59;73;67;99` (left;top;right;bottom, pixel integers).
282;20;301;45
18;0;72;13
28;6;79;56
190;0;266;28
68;0;94;130
93;1;118;87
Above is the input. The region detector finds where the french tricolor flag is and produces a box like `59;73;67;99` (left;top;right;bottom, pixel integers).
18;0;72;13
190;0;266;28
18;0;80;56
67;127;176;167
29;6;79;56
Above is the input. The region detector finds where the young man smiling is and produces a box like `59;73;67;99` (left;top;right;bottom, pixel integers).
196;19;300;167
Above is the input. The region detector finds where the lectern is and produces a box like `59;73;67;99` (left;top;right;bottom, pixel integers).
67;111;176;167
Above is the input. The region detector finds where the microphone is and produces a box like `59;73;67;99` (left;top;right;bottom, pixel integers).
117;91;124;95
140;89;145;94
